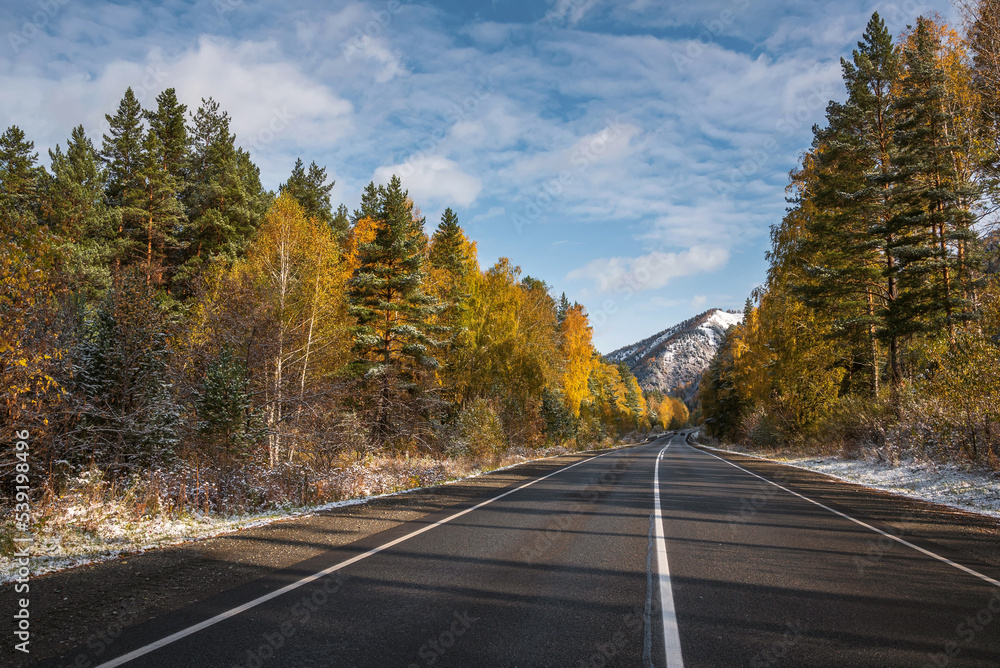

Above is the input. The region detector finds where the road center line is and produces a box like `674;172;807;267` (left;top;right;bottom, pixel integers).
692;443;1000;590
654;438;685;668
93;449;621;668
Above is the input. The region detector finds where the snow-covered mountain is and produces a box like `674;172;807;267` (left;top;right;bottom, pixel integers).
605;309;743;400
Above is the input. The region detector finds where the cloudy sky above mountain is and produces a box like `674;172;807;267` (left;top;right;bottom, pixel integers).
1;0;958;351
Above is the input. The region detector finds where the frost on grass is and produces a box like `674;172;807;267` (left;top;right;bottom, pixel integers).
702;437;1000;519
0;443;592;584
786;456;1000;518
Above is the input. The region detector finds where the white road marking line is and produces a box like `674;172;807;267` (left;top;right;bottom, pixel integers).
93;449;620;668
692;444;1000;590
654;438;685;668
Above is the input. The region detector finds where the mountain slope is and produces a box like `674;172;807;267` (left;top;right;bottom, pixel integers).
605;308;743;400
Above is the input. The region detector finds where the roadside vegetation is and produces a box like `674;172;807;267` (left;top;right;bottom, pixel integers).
700;6;1000;472
0;91;662;552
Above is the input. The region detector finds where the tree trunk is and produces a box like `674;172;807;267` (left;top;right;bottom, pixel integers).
866;289;879;396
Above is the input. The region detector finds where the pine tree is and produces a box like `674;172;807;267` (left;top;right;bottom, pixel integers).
100;88;147;269
796;12;903;390
137;127;186;289
146;88;189;185
889;17;979;343
332;203;350;242
429;207;473;327
47;125;114;301
72;267;180;469
0;125;46;234
966;0;1000;209
348;176;441;443
428;208;475;416
836;13;905;387
429;208;465;273
196;347;260;459
178;97;268;294
279;158;335;228
556;292;570;324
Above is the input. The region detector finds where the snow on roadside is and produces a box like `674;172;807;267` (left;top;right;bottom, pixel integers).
0;443;613;585
700;442;1000;520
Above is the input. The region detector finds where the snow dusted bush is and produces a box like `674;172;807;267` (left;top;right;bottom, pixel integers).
446;398;506;459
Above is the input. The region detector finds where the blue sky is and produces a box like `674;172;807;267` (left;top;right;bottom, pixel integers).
1;0;957;352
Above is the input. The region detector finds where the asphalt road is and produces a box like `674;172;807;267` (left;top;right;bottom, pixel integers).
36;433;1000;667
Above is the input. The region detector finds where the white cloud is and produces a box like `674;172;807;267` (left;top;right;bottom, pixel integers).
0;35;354;189
374;155;483;207
566;246;731;294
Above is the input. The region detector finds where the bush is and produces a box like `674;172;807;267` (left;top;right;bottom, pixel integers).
447;398;506;459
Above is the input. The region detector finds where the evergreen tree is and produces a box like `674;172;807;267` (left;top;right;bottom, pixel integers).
428;208;475;416
348;176;441;443
556;292;570;324
889;17;979;343
352;181;380;224
47;126;114;301
137;127;186;289
100;88;147;269
72;268;180;469
429;208;465;274
0;125;45;234
541;387;576;441
145;88;189;185
796;12;903;390
178;97;268;294
196;347;260;458
332;203;350;242
279;157;335;228
429;207;473;329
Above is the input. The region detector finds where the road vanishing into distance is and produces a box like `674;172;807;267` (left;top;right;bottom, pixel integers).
35;433;1000;667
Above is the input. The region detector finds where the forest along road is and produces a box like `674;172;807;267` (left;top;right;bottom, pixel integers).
33;433;1000;668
